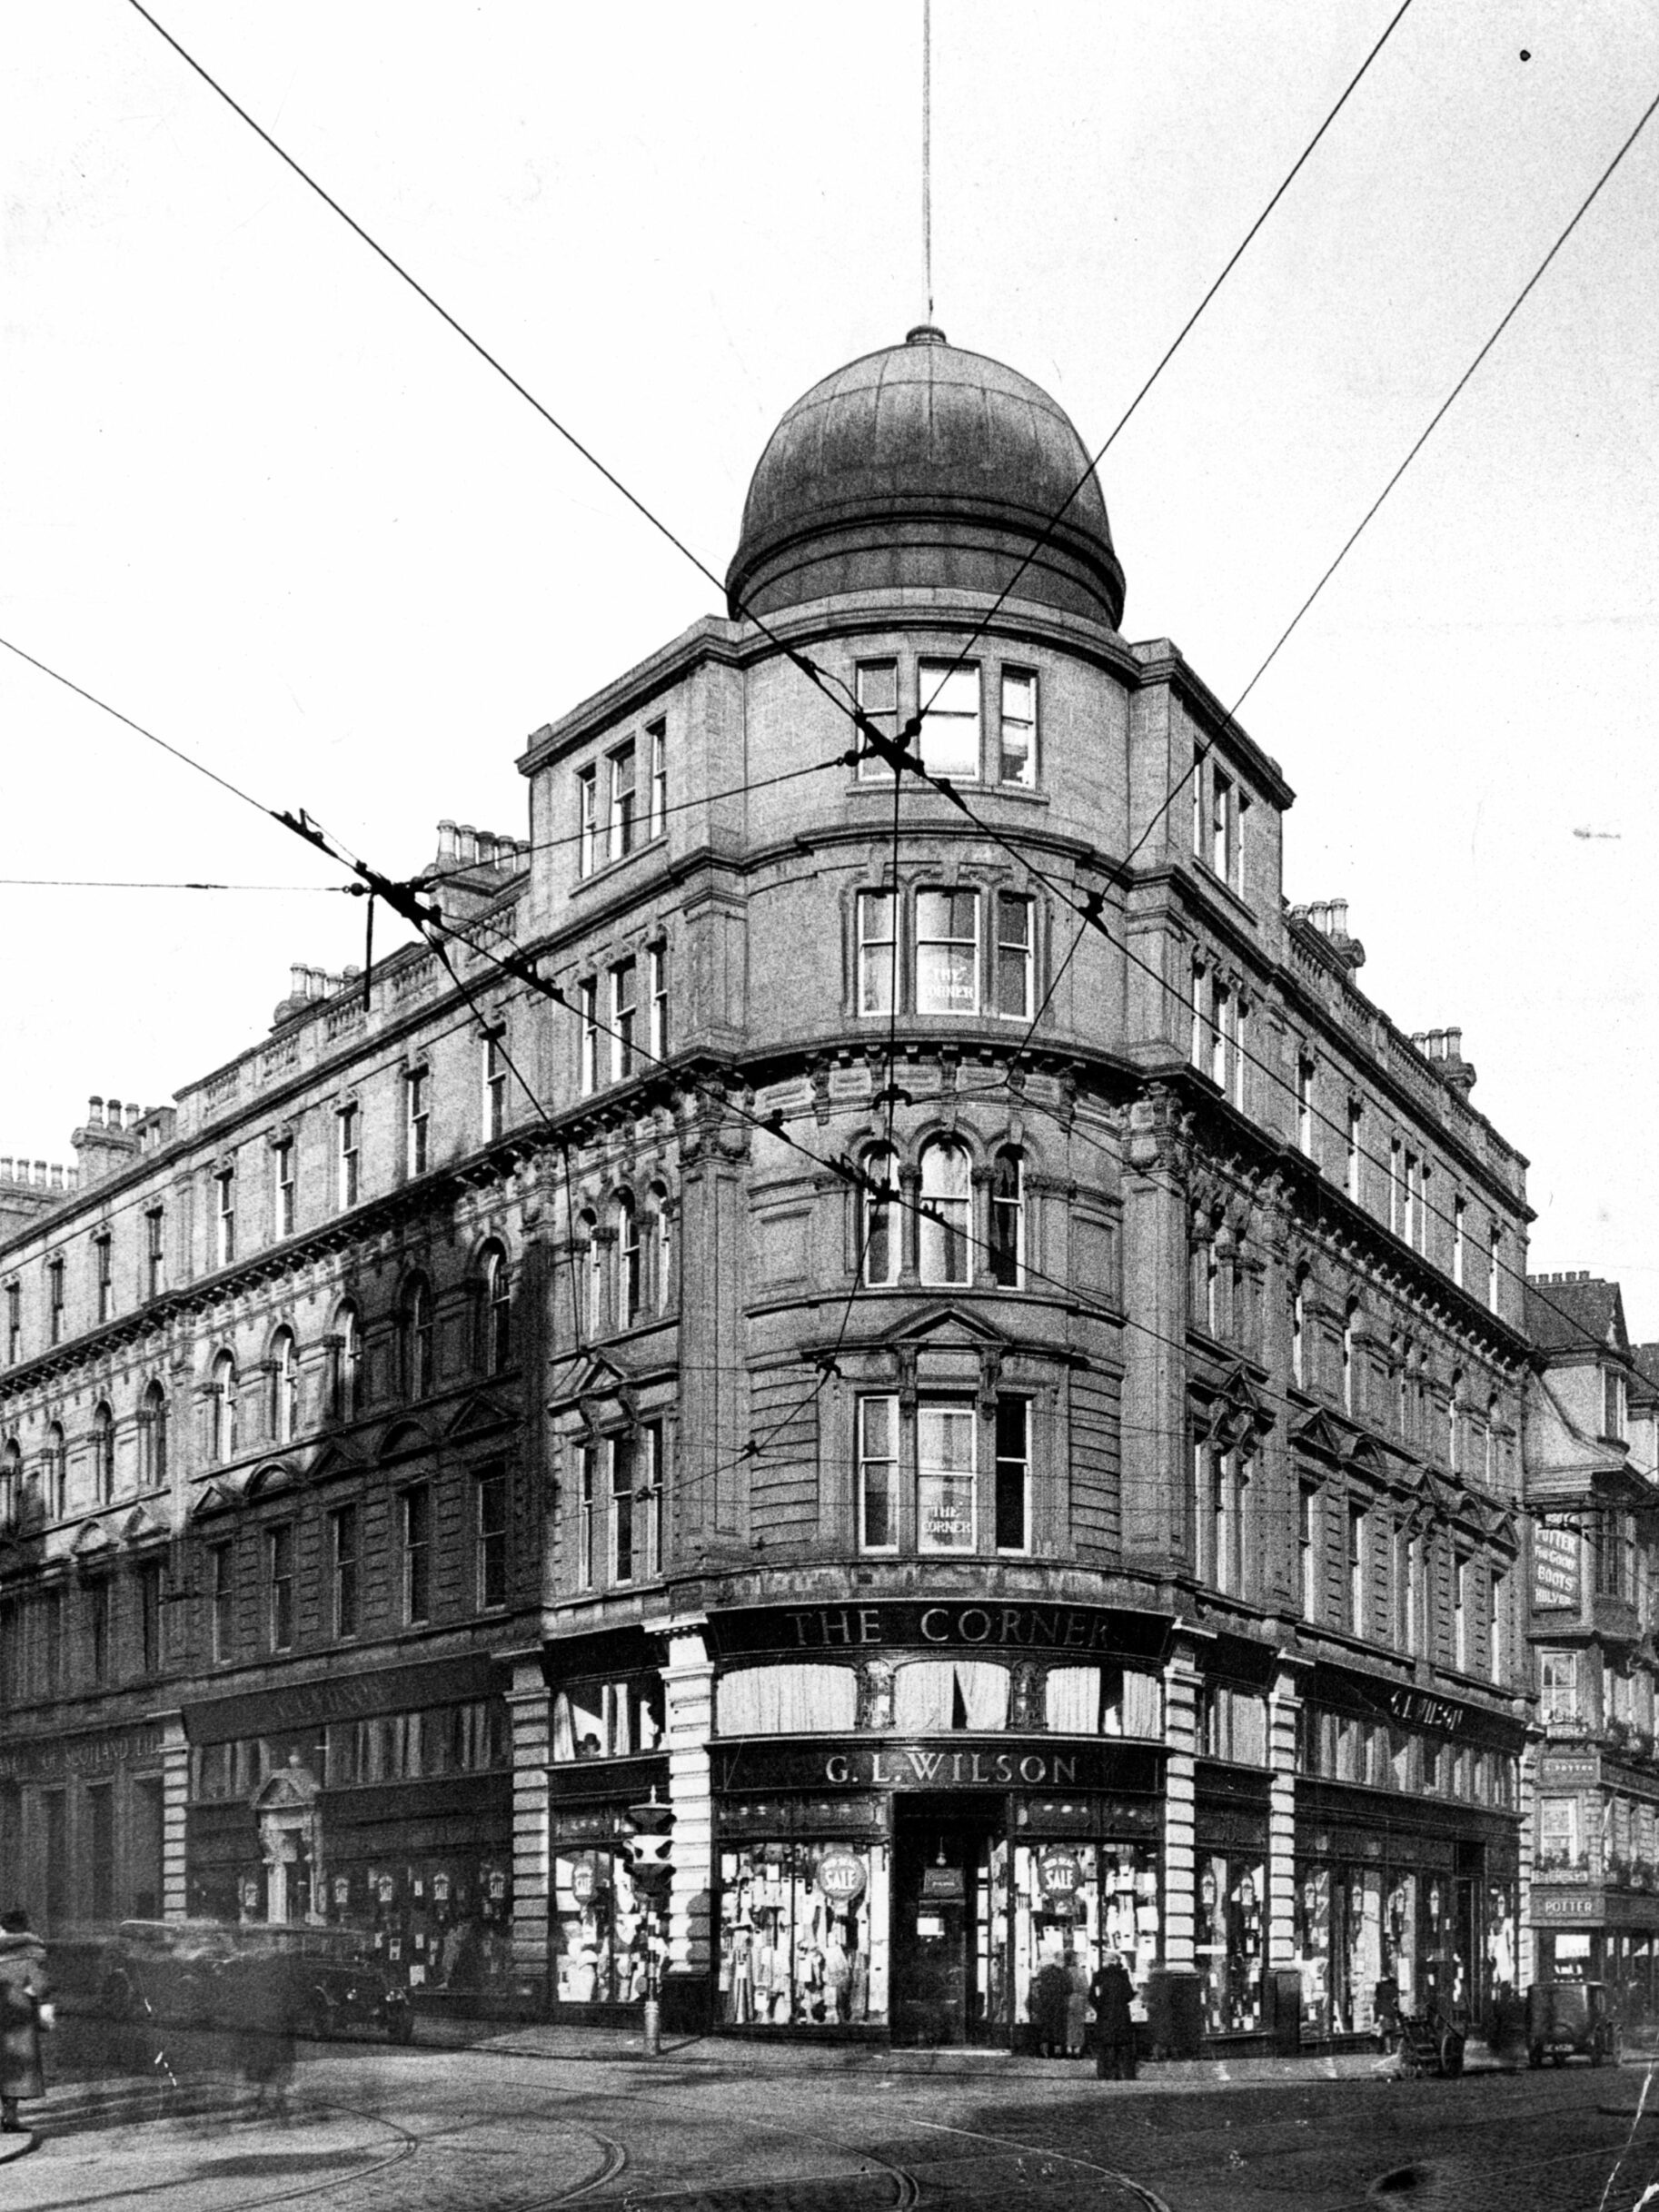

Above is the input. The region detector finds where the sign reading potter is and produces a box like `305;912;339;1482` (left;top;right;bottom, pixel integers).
1533;1522;1581;1612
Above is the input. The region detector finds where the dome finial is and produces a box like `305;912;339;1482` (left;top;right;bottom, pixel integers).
906;324;948;348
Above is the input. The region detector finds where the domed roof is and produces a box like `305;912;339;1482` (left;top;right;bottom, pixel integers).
727;326;1125;631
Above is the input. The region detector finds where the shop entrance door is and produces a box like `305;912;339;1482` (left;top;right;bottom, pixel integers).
890;1796;1004;2047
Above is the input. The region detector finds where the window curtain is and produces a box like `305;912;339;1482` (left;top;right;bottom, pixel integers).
715;1663;857;1736
893;1659;1008;1732
1122;1670;1163;1740
955;1661;1008;1731
1046;1666;1102;1734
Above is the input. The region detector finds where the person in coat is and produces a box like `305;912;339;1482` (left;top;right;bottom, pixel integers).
1028;1954;1072;2058
0;1908;53;2135
1089;1953;1137;2080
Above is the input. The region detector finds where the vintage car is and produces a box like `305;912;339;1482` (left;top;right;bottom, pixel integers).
96;1919;412;2042
1525;1979;1617;2068
231;1923;413;2043
97;1919;240;2028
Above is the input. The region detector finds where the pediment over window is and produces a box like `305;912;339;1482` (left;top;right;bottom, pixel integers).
121;1504;162;1545
253;1755;321;1812
71;1517;112;1558
548;1351;638;1433
1343;1433;1394;1483
246;1461;298;1501
377;1421;434;1464
444;1390;516;1443
1291;1408;1348;1464
189;1476;246;1521
1196;1362;1275;1447
303;1442;363;1488
883;1304;1017;1353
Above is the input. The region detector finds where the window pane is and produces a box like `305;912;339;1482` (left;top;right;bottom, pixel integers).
857;891;897;1015
999;671;1037;786
919;1405;976;1552
862;1147;898;1286
859;1397;896;1551
916;889;979;1015
995;1399;1028;1551
856;660;898;780
919;1141;971;1285
918;662;981;779
996;894;1032;1019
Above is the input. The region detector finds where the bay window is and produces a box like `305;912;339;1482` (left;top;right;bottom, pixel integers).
857;1394;1030;1559
916;889;979;1013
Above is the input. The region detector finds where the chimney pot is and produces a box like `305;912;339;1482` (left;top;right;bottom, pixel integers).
125;1103;141;1129
1331;898;1349;934
88;1096;104;1127
438;819;458;861
1445;1027;1463;1059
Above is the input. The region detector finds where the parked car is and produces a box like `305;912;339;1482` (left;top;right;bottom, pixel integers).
95;1919;412;2042
1525;1979;1617;2069
230;1924;412;2044
98;1919;240;2027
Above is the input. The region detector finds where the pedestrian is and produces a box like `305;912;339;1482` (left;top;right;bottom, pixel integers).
0;1907;54;2137
226;1952;300;2120
1089;1953;1137;2081
1029;1954;1071;2058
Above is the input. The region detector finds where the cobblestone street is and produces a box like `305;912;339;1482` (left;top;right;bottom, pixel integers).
6;2020;1659;2211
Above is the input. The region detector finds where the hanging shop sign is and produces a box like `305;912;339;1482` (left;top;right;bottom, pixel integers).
816;1850;868;1903
1533;1523;1581;1612
1038;1848;1085;1897
569;1859;605;1906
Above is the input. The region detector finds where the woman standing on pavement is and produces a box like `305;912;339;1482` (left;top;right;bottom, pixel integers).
1089;1953;1137;2081
0;1907;53;2136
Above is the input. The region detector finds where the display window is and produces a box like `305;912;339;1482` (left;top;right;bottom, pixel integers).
999;1840;1157;2048
718;1841;890;2026
552;1848;652;2004
1195;1850;1266;2033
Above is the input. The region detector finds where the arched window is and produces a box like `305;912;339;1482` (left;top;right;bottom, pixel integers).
45;1422;66;1519
1448;1369;1464;1474
615;1193;641;1327
93;1402;116;1505
649;1185;674;1314
579;1212;602;1339
212;1353;238;1464
400;1275;434;1400
332;1304;363;1422
270;1328;299;1446
1485;1392;1500;1487
0;1438;19;1526
482;1245;512;1374
140;1381;168;1487
859;1146;899;1287
919;1139;971;1285
988;1147;1023;1288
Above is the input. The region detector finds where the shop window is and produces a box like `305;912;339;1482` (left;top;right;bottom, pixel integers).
1196;1852;1265;2034
998;670;1037;787
553;1848;651;2006
1199;1684;1267;1766
1044;1665;1162;1740
918;660;981;779
859;1146;899;1286
715;1664;858;1736
551;1675;666;1761
891;1659;1009;1732
1004;1841;1158;2043
719;1841;890;2026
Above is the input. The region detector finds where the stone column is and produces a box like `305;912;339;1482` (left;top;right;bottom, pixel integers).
506;1653;551;1995
1517;1730;1541;1988
662;1622;715;2019
1162;1642;1202;1970
1267;1661;1304;1967
1121;1085;1191;1574
157;1710;190;1920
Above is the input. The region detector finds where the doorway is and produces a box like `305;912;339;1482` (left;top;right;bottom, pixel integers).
889;1796;1006;2046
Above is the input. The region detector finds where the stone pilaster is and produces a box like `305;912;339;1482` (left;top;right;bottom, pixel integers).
506;1654;551;1990
663;1622;714;1977
1517;1729;1541;1988
157;1710;189;1920
1163;1644;1202;1969
1121;1084;1191;1573
1267;1661;1304;1967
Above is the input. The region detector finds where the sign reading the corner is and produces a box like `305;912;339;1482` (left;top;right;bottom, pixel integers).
707;1602;1167;1662
1533;1523;1581;1612
718;1740;1161;1796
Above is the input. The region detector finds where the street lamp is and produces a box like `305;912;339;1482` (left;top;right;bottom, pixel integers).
624;1790;674;2058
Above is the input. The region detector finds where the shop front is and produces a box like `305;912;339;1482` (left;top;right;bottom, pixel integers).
184;1652;518;1999
0;1718;169;1930
1530;1742;1659;2029
711;1736;1163;2048
1294;1666;1523;2041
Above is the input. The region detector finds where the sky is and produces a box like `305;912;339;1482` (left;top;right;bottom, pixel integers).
2;3;1657;1326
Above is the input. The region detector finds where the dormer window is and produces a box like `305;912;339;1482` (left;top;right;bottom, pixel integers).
1604;1367;1627;1443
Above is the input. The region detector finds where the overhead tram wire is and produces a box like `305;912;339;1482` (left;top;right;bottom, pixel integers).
0;878;352;894
910;0;1416;724
1102;71;1659;890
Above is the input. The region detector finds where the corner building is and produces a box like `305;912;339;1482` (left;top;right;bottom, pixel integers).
530;328;1534;2050
0;327;1535;2052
